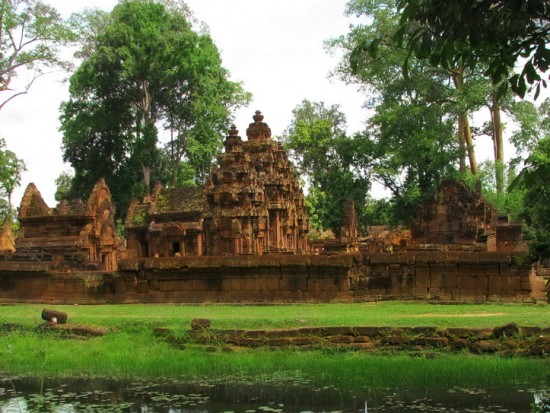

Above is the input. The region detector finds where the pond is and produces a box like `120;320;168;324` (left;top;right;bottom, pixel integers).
0;375;548;413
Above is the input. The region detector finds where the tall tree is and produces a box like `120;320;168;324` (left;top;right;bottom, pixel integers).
339;0;496;177
281;100;371;233
0;0;75;110
0;138;25;214
509;99;550;258
511;136;550;259
61;0;250;217
54;170;73;202
328;0;460;223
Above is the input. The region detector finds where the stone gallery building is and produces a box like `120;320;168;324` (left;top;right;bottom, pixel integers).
16;179;118;270
410;180;525;252
125;111;310;258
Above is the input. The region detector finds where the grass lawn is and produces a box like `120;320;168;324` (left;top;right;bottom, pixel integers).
0;302;548;387
0;301;548;329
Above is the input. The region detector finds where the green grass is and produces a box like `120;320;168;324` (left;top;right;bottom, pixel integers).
1;301;549;329
1;325;548;390
0;302;548;388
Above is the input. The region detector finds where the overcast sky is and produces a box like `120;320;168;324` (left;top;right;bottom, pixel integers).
0;0;373;207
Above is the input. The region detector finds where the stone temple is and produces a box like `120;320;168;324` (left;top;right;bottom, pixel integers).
1;111;545;305
125;111;310;258
15;179;117;270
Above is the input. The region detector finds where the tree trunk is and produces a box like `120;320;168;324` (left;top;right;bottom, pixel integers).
452;68;478;175
461;113;478;175
457;116;467;173
141;163;151;190
490;99;505;194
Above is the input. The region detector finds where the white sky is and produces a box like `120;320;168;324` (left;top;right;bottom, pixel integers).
0;0;372;207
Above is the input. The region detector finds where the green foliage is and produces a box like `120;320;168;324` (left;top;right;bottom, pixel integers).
306;170;370;234
461;162;524;222
0;0;76;109
510;98;550;167
329;0;465;225
54;170;73;202
60;0;250;218
512;137;550;259
0;137;25;215
363;197;393;226
394;0;550;98
508;100;550;259
281;100;371;234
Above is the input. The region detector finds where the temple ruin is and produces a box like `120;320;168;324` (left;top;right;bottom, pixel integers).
409;180;526;252
0;112;546;304
15;179;118;270
125;111;310;258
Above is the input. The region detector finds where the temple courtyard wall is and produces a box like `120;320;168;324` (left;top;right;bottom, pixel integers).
0;251;543;304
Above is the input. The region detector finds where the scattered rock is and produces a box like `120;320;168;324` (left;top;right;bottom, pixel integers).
354;335;372;343
157;324;550;356
470;340;499;353
413;337;449;347
451;338;470;349
329;335;355;344
382;336;412;345
191;318;211;330
411;326;440;336
349;342;375;350
519;326;542;336
446;328;479;338
535;337;550;346
492;323;518;338
41;308;68;324
154;327;170;337
529;345;550;356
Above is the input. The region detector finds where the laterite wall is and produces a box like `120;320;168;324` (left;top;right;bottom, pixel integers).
351;251;535;302
0;252;540;304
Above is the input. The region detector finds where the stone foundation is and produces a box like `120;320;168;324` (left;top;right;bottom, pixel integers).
169;324;550;356
0;252;544;304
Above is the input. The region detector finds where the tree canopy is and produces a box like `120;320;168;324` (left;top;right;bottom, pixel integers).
281;100;371;234
60;0;250;218
0;137;25;217
371;0;550;98
0;0;75;110
328;0;462;223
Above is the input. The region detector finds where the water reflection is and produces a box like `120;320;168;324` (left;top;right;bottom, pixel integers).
0;376;547;413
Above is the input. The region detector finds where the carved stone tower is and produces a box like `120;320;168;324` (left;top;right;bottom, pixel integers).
203;111;309;255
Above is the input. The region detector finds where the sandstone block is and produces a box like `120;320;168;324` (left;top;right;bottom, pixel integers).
191;318;211;330
492;323;518;338
470;340;499;353
349;342;375;350
382;336;412;345
329;335;355;344
413;337;449;347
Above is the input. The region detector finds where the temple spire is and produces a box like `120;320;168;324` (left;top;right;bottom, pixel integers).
246;110;271;141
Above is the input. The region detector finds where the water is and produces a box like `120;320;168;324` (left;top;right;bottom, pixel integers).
0;375;548;412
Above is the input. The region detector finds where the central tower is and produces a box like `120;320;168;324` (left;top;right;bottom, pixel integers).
203;111;309;255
